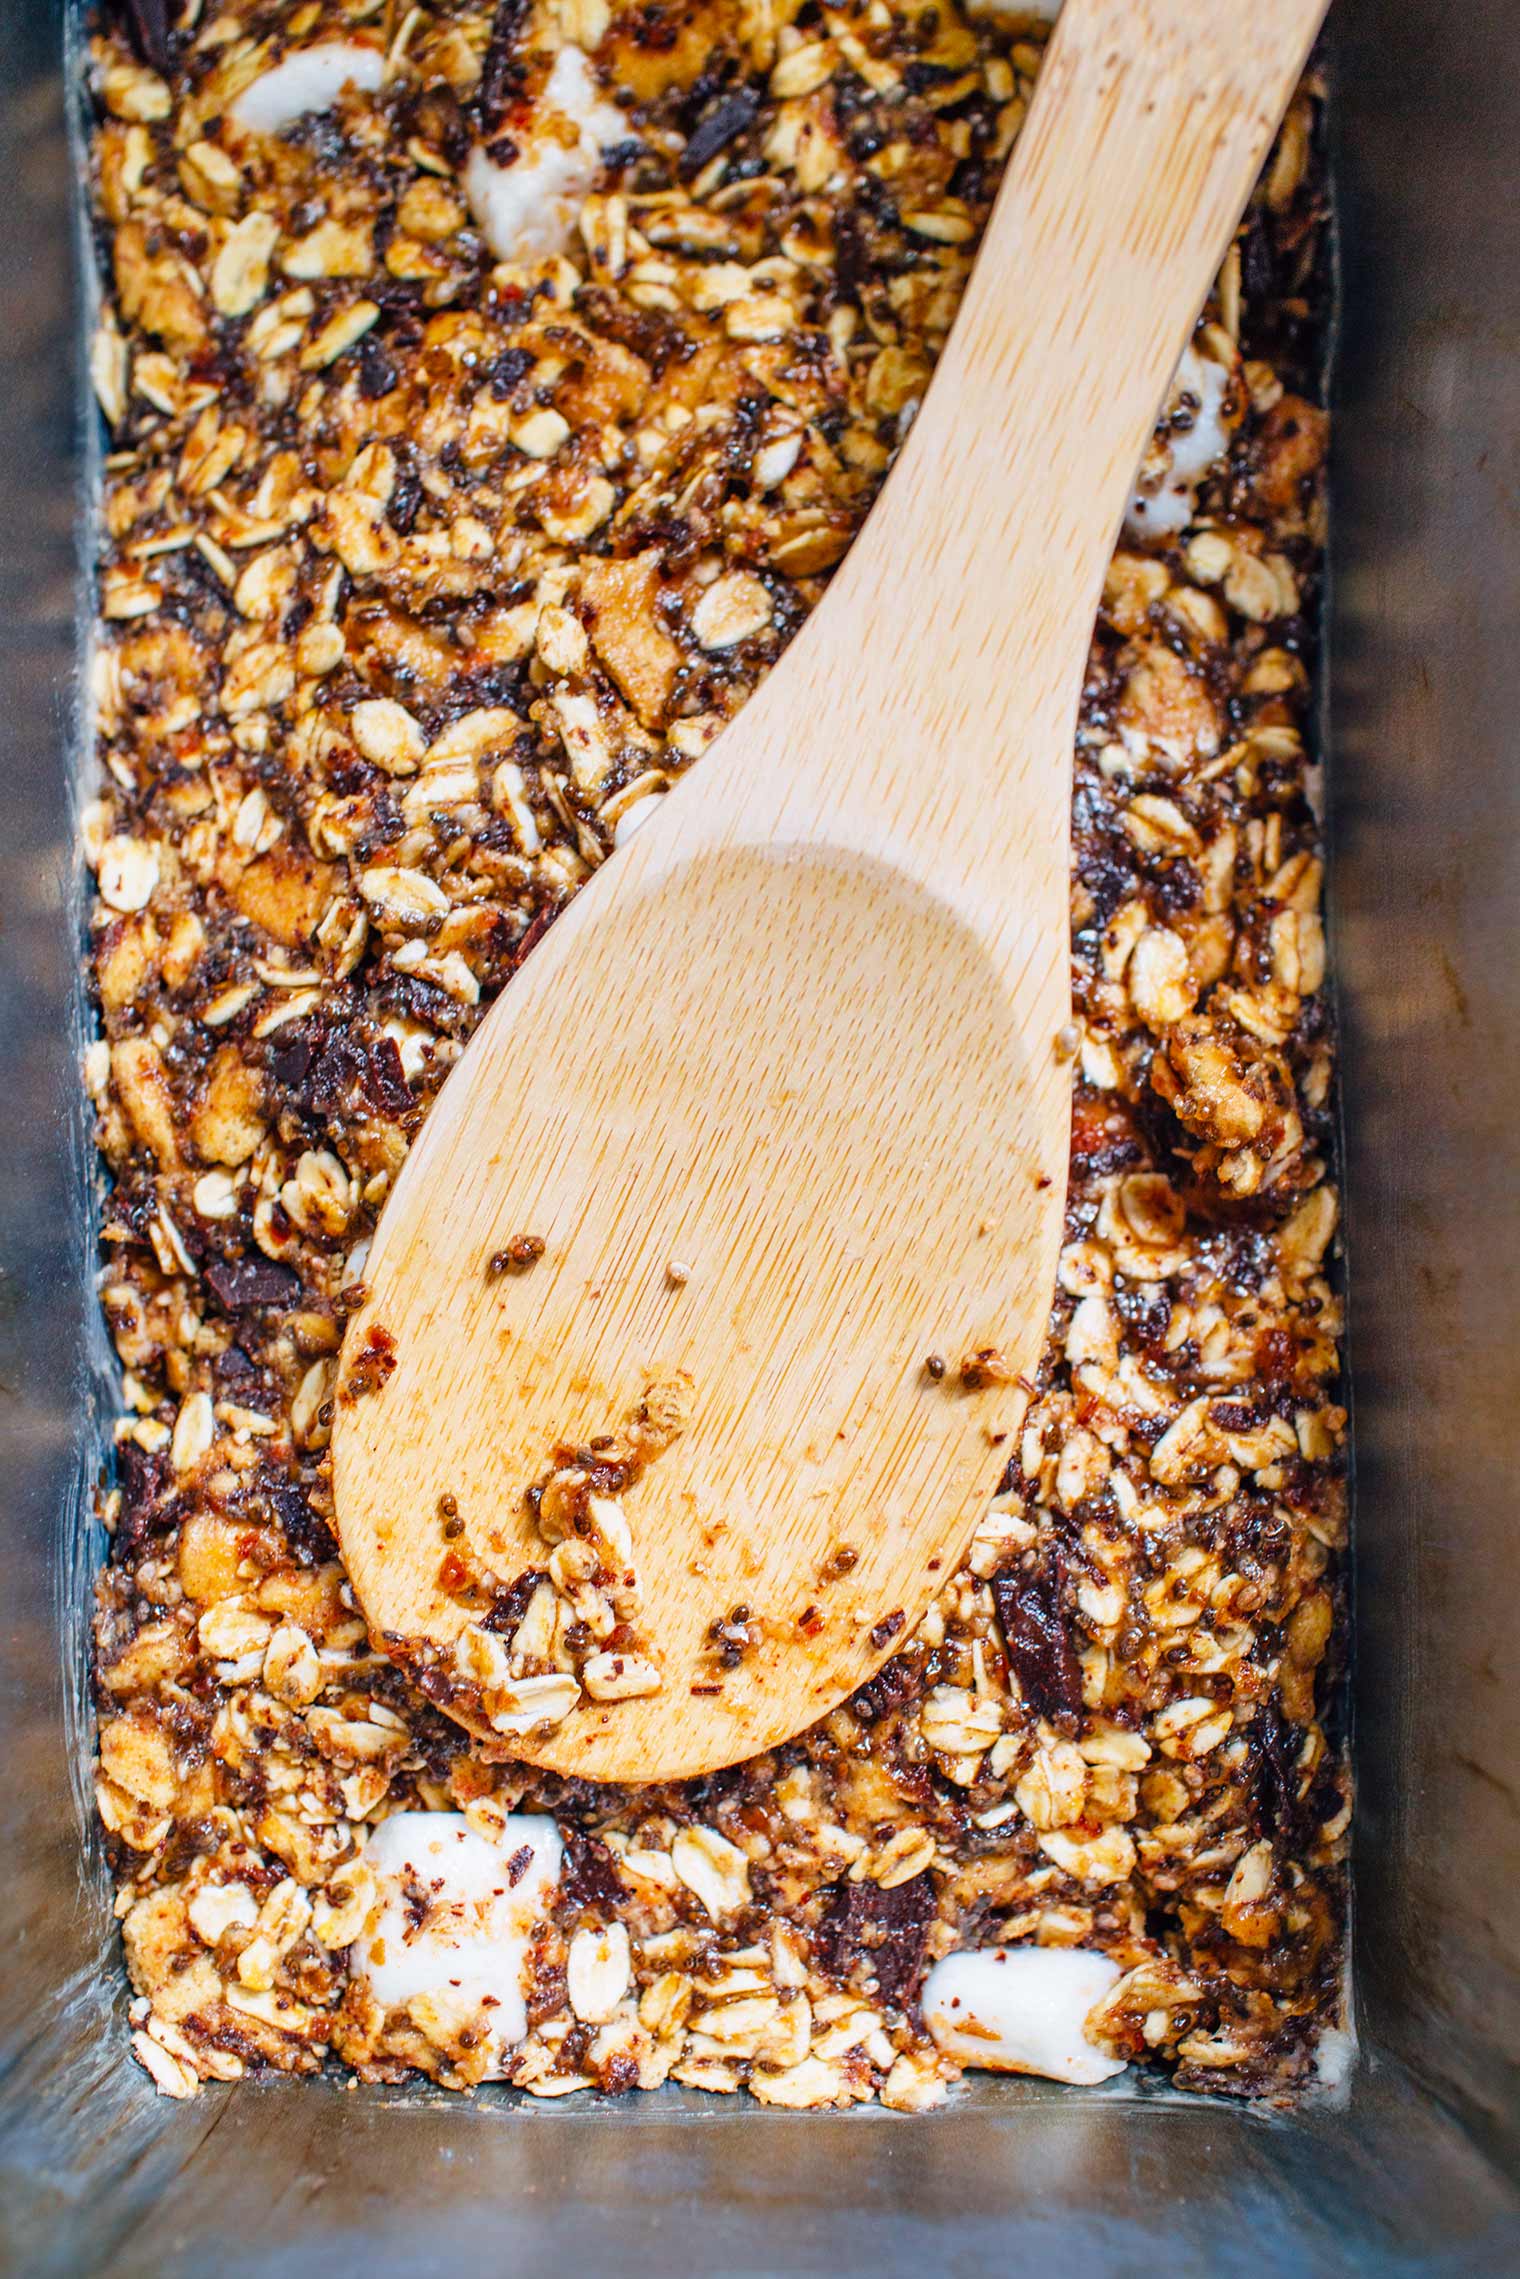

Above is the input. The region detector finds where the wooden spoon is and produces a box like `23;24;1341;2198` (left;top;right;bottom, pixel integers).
332;0;1328;1782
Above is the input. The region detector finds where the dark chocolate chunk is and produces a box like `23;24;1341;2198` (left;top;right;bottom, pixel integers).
511;899;562;972
679;89;759;180
483;1566;549;1634
991;1550;1085;1731
831;208;868;303
115;1443;168;1550
387;456;423;536
301;1031;364;1115
267;1479;338;1566
112;0;177;76
204;1257;300;1314
480;0;530;124
363;1034;415;1117
813;1870;934;2007
1252;1697;1313;1849
356;338;398;400
276;1024;414;1122
266;1030;314;1090
559;1827;625;1911
212;1343;260;1384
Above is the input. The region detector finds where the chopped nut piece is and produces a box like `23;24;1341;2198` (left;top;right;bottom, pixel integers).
581;553;681;727
691;572;773;652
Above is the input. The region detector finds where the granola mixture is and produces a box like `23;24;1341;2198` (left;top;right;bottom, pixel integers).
84;0;1347;2109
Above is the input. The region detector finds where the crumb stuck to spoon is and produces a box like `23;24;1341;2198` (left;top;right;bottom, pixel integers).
489;1235;546;1276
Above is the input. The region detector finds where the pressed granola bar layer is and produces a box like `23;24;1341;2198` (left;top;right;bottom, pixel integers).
86;0;1345;2108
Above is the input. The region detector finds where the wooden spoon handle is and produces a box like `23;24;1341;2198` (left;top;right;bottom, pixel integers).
737;0;1328;851
905;0;1331;582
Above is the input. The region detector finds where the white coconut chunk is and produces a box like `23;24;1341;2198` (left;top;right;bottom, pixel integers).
465;46;625;264
230;42;385;136
1124;342;1236;542
1313;2020;1356;2090
922;1945;1126;2086
354;1810;562;2068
